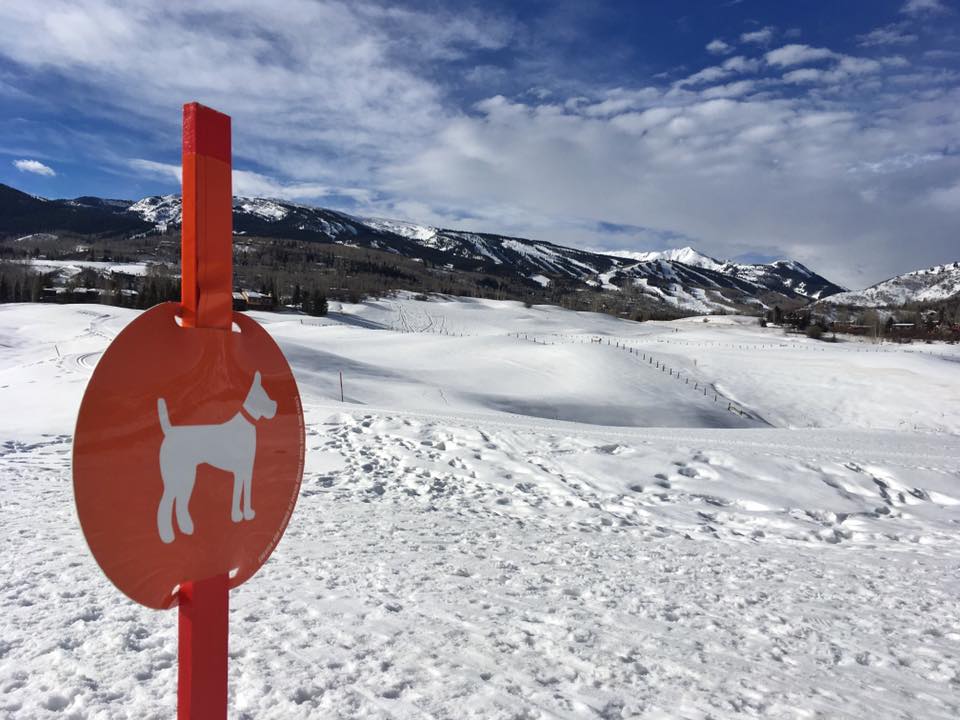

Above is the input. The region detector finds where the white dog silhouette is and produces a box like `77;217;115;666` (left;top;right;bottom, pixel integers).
156;371;277;544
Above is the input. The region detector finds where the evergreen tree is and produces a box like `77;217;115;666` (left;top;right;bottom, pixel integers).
306;289;328;316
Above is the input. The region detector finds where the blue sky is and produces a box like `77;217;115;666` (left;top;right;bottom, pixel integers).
1;0;958;287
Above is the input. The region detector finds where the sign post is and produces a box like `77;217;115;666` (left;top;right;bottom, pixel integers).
177;102;233;720
72;103;305;719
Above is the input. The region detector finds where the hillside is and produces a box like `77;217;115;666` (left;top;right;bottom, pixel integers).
821;262;960;309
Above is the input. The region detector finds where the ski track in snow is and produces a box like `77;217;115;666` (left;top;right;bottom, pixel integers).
1;297;959;719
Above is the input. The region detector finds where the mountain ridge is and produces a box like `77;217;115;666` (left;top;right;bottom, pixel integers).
1;183;849;314
116;191;846;309
818;262;960;309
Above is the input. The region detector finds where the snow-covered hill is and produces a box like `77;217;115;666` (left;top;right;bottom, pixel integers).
1;296;959;718
822;262;960;308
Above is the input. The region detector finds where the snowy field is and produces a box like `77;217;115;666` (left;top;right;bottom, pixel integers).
1;295;959;719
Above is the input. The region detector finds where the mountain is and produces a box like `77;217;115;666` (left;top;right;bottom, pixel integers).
599;246;726;271
0;183;845;314
0;184;152;236
123;195;847;311
602;247;845;300
819;262;960;309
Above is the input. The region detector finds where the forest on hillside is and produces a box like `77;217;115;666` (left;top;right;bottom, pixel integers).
0;229;696;321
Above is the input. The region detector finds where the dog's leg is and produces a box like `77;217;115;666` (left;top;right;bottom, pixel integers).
240;469;255;521
175;473;195;536
231;473;243;523
157;485;175;544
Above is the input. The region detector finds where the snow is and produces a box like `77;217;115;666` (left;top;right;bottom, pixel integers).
459;234;504;265
235;197;290;222
128;194;182;229
13;233;58;243
824;262;960;308
598;249;843;302
360;217;438;243
27;259;152;277
600;246;726;272
2;296;960;718
631;275;722;314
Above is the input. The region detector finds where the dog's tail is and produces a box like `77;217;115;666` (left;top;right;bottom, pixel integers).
157;398;171;435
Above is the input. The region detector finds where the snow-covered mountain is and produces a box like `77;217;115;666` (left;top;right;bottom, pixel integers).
1;183;847;313
821;262;960;308
601;246;845;300
601;246;726;271
119;194;844;309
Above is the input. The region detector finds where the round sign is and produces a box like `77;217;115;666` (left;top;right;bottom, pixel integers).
73;303;304;609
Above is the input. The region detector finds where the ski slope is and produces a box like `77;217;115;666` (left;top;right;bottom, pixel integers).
1;295;959;719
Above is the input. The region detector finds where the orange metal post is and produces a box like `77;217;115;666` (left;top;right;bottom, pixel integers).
178;573;229;719
177;101;233;720
180;102;233;330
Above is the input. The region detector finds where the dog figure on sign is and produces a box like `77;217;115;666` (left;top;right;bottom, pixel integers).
155;371;277;544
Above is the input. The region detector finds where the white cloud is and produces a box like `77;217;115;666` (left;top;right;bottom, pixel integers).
700;80;757;99
857;25;918;47
836;56;882;75
129;158;369;202
882;56;911;68
13;159;55;176
580;87;660;117
850;152;942;174
0;0;469;188
706;39;732;55
740;26;775;44
924;49;960;61
610;107;682;133
901;0;948;16
677;66;728;87
129;158;179;182
781;54;890;85
676;56;759;87
232;169;372;202
765;44;837;67
781;68;825;84
723;56;760;73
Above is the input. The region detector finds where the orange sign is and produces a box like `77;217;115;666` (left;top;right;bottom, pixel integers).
73;302;304;609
